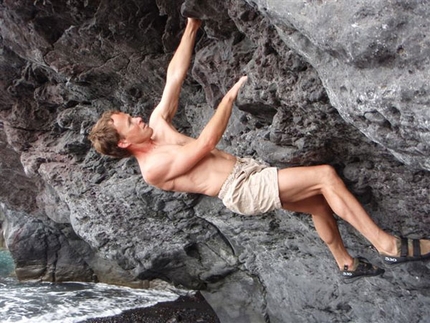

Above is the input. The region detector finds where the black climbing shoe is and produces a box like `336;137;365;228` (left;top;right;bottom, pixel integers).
382;237;430;265
342;257;384;281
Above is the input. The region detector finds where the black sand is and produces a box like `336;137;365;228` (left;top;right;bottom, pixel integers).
81;292;219;323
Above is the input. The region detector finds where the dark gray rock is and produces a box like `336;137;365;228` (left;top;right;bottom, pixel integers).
250;0;430;170
0;0;429;322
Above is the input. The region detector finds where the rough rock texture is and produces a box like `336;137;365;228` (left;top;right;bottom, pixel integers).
0;0;429;322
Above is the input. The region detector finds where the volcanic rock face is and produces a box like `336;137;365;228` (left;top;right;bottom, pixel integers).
0;0;429;322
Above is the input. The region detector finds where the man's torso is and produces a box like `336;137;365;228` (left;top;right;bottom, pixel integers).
136;114;236;196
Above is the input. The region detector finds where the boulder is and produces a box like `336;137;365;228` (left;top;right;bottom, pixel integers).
0;0;428;322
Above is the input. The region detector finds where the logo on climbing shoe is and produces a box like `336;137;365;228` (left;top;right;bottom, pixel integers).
384;256;397;262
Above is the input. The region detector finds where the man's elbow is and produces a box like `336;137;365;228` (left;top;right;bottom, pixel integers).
166;69;184;85
199;136;217;153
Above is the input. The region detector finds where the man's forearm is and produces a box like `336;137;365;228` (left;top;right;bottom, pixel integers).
199;76;248;148
153;18;202;123
200;96;235;148
166;19;201;82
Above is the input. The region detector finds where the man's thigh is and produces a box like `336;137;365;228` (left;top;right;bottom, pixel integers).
277;165;331;204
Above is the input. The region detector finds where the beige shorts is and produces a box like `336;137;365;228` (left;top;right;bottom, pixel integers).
218;157;282;215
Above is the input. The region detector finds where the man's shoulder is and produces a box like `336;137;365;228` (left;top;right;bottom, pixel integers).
148;109;166;128
137;151;177;190
137;147;175;179
137;156;162;186
149;100;176;125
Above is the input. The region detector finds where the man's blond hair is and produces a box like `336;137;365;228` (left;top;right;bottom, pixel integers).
88;110;132;158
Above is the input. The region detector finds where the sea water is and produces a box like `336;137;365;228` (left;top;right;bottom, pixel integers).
0;250;184;323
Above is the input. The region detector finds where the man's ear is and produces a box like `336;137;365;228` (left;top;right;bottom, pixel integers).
118;139;130;149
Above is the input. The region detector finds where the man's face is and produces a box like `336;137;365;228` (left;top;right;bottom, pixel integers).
111;112;153;147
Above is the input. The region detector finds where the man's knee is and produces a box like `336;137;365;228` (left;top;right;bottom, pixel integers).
320;164;342;186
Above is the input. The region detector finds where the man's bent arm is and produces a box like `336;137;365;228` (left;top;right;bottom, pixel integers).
152;18;201;123
151;76;248;183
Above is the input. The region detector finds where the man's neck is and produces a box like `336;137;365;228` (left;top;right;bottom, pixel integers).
129;139;156;160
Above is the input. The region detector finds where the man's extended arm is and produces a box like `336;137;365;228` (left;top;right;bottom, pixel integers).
151;18;201;123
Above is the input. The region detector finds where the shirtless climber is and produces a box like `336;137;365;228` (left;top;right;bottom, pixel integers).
89;18;430;279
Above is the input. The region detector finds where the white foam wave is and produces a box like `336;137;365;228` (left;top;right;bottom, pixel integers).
0;280;183;323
